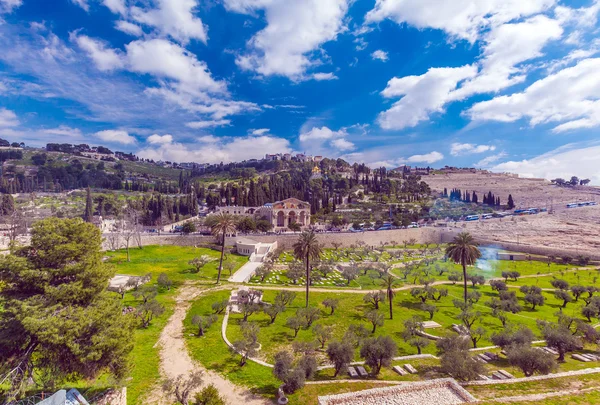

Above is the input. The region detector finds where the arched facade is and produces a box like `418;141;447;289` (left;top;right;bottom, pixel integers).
271;198;311;231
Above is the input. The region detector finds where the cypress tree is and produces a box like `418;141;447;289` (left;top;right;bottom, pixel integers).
507;194;515;209
84;186;93;222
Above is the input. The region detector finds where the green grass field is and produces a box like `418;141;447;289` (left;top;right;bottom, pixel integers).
105;245;247;404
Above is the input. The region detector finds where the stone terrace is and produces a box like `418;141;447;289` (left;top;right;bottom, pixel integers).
318;378;476;405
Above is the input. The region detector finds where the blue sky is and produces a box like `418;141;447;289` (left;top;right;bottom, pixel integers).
0;0;600;181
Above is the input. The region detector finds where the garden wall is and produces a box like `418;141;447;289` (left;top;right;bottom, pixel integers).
118;227;448;251
102;228;600;261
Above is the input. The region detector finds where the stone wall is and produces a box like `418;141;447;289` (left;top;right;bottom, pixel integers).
102;227;599;260
105;227;448;251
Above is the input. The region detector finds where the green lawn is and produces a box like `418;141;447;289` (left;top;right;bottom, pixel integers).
105;245;248;283
104;245;247;404
225;283;590;367
183;289;280;397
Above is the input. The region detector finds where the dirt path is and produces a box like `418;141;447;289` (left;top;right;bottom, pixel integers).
149;282;272;405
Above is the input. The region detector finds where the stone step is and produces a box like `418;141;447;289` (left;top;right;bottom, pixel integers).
498;369;514;379
392;365;407;376
347;367;358;378
356;366;369;377
404;364;418;374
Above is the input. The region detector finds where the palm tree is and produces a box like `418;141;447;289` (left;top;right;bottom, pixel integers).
211;213;238;284
293;230;322;307
445;232;482;305
382;274;397;319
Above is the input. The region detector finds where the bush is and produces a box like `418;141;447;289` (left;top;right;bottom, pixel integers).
193;384;226;405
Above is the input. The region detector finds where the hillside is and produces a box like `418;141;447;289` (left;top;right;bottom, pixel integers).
424;171;600;257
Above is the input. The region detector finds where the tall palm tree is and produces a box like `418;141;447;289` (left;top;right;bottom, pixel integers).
445;232;482;305
211;213;238;284
382;274;397;319
293;230;322;307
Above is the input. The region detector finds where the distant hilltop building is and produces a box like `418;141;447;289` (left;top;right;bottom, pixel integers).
264;153;316;162
214;197;311;230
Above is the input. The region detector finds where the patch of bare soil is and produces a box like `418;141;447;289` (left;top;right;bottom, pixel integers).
425;172;600;257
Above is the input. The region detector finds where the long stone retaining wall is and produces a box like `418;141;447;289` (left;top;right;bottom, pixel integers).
102;227;597;260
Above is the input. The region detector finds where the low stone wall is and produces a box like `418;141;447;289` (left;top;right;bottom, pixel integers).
463;367;600;386
104;228;447;251
318;378;476;405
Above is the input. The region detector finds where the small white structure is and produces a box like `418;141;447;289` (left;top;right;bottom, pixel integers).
496;252;527;261
235;238;277;257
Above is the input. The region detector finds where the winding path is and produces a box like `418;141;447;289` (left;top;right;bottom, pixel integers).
149;282;271;405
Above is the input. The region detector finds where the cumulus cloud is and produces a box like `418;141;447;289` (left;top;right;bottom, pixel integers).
147;134;173;144
125;39;225;94
185;119;231;129
450;143;496;156
491;144;600;183
466;58;600;132
131;0;208;45
378;65;478;130
226;0;349;79
95;129;136;144
299;125;358;154
331;138;355;151
365;0;555;43
137;135;292;164
299;126;347;142
407;151;444;164
72;34;125;71
449;15;563;100
0;108;19;127
371;50;389;62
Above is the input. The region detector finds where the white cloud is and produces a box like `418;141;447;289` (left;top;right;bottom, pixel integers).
491;144;600;183
312;72;338;81
407;151;444;164
299;126;347;142
449;15;563;100
147;134;173;144
125;39;225;94
226;0;349;79
251;128;269;135
115;21;143;37
137;135;292;164
371;50;389;62
95;129;136;144
0;0;22;13
450;143;496;156
70;0;89;12
103;0;126;15
41;126;82;137
131;0;208;45
365;0;556;43
72;34;125;71
467;58;600;132
378;65;478;130
331;138;355;151
185;119;231;129
0;108;19;127
475;152;507;167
